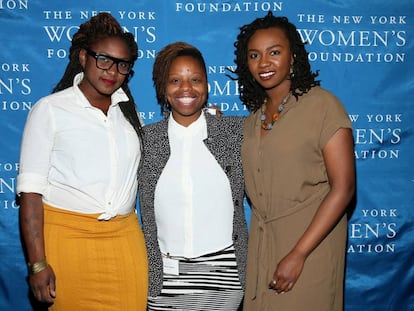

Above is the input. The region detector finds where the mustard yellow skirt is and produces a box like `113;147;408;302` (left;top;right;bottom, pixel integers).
43;204;148;311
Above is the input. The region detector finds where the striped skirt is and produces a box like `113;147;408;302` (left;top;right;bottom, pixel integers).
147;245;243;311
43;204;148;311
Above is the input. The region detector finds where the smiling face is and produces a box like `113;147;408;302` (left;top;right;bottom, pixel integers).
247;27;293;93
166;55;208;127
79;36;131;99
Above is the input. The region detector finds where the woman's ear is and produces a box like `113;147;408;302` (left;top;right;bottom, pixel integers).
79;48;87;69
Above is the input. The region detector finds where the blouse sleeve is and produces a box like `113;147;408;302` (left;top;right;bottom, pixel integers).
16;98;55;195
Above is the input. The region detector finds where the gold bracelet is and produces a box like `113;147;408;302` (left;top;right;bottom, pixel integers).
28;258;48;275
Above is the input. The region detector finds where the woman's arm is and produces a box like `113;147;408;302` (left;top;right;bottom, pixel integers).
19;192;56;303
270;128;355;293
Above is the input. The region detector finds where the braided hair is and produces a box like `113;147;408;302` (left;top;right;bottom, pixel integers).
152;42;208;114
52;12;143;145
233;11;320;112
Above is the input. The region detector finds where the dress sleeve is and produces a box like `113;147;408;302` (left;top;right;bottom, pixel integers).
319;92;352;149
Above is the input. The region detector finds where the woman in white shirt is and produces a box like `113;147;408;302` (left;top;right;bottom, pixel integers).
17;13;148;310
139;42;248;311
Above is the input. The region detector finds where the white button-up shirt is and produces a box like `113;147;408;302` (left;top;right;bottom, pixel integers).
17;73;141;220
154;113;234;258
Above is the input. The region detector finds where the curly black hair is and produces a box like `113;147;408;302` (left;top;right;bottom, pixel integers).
152;42;208;114
51;12;143;146
233;11;320;112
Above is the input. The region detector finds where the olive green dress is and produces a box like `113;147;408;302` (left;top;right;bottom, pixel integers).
242;86;351;311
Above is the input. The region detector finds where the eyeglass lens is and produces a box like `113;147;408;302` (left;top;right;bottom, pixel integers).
96;55;131;75
87;49;132;75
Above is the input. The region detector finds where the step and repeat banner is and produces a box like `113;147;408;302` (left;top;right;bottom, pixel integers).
1;1;413;310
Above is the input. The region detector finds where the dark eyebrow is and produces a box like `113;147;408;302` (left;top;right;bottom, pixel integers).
87;49;132;63
99;53;132;63
248;44;283;53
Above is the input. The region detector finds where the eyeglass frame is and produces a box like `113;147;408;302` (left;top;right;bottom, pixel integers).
85;49;133;75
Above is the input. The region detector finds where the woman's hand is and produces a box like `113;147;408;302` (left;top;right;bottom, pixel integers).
29;265;56;303
203;106;223;117
268;250;306;294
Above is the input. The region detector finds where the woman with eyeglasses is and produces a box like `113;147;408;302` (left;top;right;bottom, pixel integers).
17;13;148;310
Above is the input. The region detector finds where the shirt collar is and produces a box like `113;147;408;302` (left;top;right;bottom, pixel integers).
168;111;207;139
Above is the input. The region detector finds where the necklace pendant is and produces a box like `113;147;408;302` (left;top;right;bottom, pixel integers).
260;92;291;131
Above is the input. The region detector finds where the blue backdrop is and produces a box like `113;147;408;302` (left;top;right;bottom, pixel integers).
1;1;413;310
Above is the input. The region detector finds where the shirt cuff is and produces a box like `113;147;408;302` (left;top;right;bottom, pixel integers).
16;173;47;195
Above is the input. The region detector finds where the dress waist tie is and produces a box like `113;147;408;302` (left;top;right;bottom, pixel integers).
249;186;328;300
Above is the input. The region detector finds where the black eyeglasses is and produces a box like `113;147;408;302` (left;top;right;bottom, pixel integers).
86;49;133;75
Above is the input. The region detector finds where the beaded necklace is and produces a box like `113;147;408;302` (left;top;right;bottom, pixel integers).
260;92;291;130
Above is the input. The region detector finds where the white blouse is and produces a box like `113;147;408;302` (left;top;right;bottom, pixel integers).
17;73;141;220
154;112;234;258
